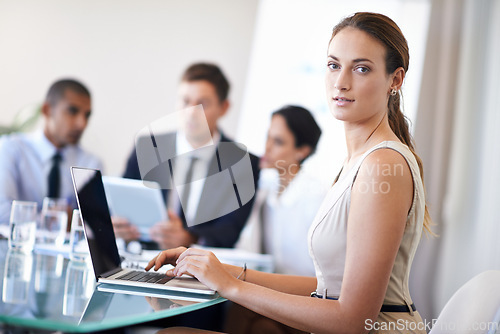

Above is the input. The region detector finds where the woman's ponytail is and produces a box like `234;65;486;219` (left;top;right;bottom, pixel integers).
388;92;433;234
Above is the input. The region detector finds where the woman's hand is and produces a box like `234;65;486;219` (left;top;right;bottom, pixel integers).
145;246;187;271
146;247;241;294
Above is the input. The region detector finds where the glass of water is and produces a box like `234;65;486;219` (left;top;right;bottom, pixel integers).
39;197;68;247
69;209;89;261
9;200;37;252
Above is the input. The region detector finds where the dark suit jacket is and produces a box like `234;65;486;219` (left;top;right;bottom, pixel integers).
123;131;260;248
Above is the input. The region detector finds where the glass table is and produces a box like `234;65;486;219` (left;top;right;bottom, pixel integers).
0;241;225;333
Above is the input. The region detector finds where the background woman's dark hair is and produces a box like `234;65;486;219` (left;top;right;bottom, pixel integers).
330;12;432;233
272;105;322;164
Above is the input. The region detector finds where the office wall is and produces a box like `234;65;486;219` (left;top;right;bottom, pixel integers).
0;0;259;175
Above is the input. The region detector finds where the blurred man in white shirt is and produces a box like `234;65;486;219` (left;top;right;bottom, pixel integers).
0;79;102;223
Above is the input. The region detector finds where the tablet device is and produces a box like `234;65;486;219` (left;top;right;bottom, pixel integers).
102;176;166;241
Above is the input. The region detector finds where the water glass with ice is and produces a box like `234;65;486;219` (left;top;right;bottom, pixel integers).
69;209;89;261
39;197;68;247
8;200;37;251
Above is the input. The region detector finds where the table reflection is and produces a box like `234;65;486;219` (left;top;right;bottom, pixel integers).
63;260;94;317
2;249;33;305
145;295;195;311
32;253;66;319
0;241;224;332
34;252;64;293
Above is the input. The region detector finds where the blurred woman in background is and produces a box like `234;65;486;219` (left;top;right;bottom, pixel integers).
236;105;325;277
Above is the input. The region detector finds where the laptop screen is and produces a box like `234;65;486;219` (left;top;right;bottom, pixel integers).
71;167;122;279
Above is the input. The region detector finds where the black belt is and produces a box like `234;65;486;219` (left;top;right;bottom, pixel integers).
310;292;416;313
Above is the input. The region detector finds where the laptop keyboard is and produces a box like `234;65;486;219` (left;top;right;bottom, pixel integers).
116;270;173;284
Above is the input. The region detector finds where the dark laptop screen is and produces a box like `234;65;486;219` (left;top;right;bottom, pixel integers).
71;167;121;279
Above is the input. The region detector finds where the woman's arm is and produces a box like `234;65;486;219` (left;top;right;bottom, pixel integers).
222;263;317;296
146;249;317;296
335;148;413;331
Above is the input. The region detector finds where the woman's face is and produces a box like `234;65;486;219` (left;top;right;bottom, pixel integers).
325;27;394;124
260;115;308;174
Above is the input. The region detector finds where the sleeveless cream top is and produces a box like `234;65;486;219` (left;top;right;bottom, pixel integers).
308;141;425;310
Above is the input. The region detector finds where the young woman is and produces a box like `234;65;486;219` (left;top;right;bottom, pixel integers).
236;105;325;276
147;12;431;334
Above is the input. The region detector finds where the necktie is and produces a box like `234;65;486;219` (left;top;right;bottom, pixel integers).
47;152;62;198
180;156;199;220
259;201;268;254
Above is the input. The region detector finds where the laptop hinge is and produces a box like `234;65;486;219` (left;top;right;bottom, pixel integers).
99;267;123;278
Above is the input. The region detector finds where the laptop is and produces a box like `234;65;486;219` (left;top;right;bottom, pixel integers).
96;283;218;303
70;166;215;295
102;176;166;241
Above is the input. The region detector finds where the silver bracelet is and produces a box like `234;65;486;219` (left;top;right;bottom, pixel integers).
236;263;247;281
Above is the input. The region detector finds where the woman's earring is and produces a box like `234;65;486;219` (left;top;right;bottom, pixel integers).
390;88;397;96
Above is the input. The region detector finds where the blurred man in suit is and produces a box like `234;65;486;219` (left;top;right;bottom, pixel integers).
117;63;260;249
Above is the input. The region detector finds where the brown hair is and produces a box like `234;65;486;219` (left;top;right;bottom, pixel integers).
330;12;432;233
181;63;230;103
